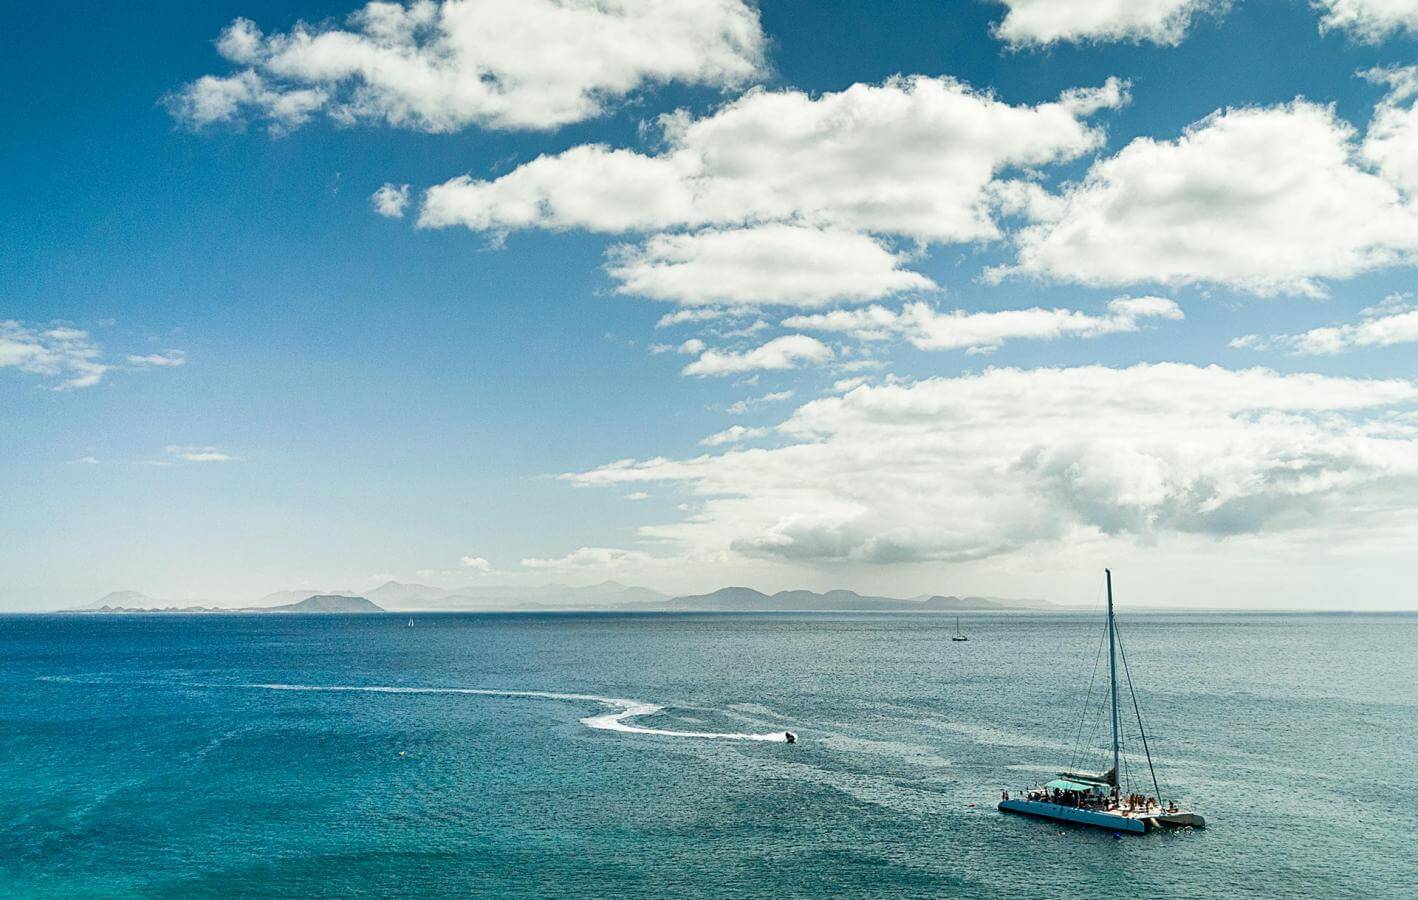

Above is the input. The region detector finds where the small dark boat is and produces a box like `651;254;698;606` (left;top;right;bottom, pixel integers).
784;731;798;744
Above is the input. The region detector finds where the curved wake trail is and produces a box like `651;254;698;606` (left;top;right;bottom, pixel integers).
249;684;792;742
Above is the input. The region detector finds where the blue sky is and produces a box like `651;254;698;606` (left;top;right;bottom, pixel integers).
5;0;1418;609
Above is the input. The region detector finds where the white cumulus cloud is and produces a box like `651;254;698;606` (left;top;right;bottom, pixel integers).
418;74;1124;307
371;183;411;218
459;555;492;571
1361;67;1418;194
1316;0;1418;41
169;0;765;133
682;335;834;377
418;75;1127;243
563;364;1418;566
606;226;935;308
1000;100;1418;296
165;69;327;134
991;0;1224;47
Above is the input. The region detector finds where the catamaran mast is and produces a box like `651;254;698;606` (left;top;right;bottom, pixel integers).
1106;568;1120;801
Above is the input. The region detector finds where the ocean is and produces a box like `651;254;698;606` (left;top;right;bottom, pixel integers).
3;611;1415;897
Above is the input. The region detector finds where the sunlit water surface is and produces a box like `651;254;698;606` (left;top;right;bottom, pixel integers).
3;611;1415;897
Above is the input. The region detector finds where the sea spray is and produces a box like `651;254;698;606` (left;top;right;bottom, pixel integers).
248;684;793;742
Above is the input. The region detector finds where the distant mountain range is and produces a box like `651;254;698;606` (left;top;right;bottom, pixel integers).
71;593;383;614
649;587;1050;612
361;580;668;610
252;588;361;608
242;581;667;610
266;595;382;613
71;583;1046;613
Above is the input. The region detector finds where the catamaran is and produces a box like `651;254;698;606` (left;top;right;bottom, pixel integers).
997;569;1204;834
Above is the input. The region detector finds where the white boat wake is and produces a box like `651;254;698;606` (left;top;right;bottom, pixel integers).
248;684;793;742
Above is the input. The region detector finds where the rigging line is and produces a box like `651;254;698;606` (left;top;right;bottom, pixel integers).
1116;623;1163;802
1121;734;1133;795
1069;605;1110;772
1073;652;1107;773
1083;692;1108;775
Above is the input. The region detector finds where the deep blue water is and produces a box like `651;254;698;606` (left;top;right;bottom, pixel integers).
3;611;1416;897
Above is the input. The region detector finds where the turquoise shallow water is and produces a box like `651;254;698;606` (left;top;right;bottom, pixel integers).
3;611;1416;897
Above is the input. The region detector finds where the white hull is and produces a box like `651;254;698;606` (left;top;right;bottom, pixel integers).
999;800;1147;833
998;800;1204;833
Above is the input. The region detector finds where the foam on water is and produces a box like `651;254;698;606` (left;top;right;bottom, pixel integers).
249;684;792;742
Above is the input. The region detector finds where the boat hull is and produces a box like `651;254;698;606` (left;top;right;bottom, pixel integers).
1152;812;1205;828
998;799;1148;833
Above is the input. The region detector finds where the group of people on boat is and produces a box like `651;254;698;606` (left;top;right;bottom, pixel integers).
1001;787;1184;817
1036;787;1102;809
1120;792;1164;812
1001;787;1173;814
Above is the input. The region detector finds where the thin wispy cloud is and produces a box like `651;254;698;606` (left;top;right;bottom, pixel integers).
1;321;109;390
993;0;1418;47
127;350;187;368
1232;294;1418;354
700;425;770;447
784;296;1183;353
165;445;239;462
520;546;656;571
656;307;750;328
1;322;190;390
726;390;793;415
649;338;705;355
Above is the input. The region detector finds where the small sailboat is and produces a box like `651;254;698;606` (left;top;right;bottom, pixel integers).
406;618;414;628
951;616;969;642
997;569;1204;833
